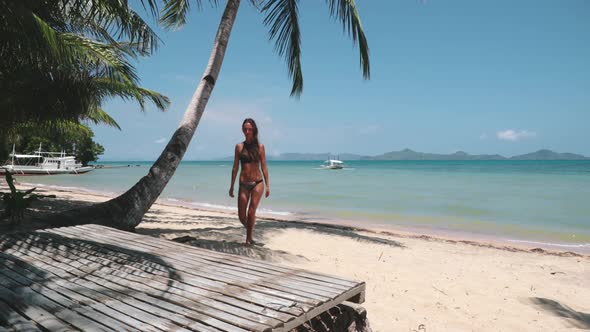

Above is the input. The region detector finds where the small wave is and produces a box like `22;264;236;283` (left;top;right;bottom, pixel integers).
507;239;590;249
259;208;292;216
184;201;293;216
189;202;237;211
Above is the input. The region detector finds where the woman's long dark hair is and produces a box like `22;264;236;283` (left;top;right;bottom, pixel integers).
242;118;260;162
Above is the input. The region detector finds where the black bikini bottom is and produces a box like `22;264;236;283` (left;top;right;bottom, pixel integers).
239;179;263;192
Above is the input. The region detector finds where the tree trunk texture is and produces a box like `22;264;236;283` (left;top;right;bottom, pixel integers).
45;0;241;230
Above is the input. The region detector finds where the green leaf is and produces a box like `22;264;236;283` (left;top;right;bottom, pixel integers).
262;0;303;96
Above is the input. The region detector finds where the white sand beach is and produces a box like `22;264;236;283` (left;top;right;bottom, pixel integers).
2;184;589;332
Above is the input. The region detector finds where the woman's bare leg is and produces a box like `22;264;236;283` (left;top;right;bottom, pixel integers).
237;186;249;228
246;183;264;244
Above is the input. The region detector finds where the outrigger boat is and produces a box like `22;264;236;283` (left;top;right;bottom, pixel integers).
320;158;345;170
0;145;94;175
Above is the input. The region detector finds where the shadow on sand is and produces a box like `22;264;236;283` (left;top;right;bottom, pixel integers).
529;297;590;329
138;208;405;263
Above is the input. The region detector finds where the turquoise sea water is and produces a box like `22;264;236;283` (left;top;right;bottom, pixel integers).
19;160;590;250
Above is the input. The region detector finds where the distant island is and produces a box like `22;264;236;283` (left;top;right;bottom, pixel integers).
240;149;589;161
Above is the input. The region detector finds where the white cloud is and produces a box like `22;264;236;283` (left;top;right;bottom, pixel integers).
496;130;536;141
155;137;166;144
479;133;488;140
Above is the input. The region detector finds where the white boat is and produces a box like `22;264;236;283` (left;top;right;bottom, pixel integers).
320;159;345;170
0;145;94;175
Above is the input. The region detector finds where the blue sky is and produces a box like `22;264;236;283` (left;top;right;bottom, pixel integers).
95;0;590;160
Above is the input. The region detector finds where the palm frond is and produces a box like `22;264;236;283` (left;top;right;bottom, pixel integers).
83;108;122;130
62;33;140;84
325;0;370;79
161;0;195;29
62;0;161;54
0;0;170;131
30;13;139;84
160;0;219;29
262;0;303;96
93;78;171;112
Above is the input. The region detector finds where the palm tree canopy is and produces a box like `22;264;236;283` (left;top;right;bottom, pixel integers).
0;0;170;129
160;0;370;96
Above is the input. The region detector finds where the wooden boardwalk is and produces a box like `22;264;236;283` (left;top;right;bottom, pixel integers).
0;224;365;331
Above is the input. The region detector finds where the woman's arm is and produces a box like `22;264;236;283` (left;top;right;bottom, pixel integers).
229;144;240;197
260;144;270;197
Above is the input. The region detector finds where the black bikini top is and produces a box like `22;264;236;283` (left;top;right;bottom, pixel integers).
240;142;258;164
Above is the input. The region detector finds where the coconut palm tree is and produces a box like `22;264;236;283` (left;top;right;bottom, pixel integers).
49;0;370;230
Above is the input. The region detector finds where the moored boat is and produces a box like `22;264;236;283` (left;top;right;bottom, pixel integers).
320;159;345;169
0;146;94;175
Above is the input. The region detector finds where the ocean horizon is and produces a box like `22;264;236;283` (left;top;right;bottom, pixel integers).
18;160;590;252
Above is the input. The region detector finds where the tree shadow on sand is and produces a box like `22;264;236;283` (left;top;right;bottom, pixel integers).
529;297;590;329
0;230;183;330
137;214;405;263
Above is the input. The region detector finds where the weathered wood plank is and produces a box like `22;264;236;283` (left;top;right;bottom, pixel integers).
0;225;366;332
53;225;365;317
0;299;42;332
1;240;211;332
116;235;350;293
53;228;337;302
0;270;117;332
66;225;366;319
8;233;290;327
68;224;357;290
48;228;322;307
5;234;281;332
76;225;356;290
37;230;311;318
1;245;177;332
0;257;143;332
0;285;77;332
0;268;119;332
2;237;252;332
46;228;328;305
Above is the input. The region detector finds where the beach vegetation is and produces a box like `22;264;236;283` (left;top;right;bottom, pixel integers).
0;0;170;166
0;172;55;226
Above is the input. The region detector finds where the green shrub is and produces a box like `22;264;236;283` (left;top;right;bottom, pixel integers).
1;171;53;224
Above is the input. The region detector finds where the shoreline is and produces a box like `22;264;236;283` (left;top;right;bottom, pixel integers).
14;181;590;257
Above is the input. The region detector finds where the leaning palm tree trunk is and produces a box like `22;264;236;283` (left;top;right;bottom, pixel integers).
48;0;241;230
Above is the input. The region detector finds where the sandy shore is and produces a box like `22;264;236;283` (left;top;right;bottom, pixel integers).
2;183;589;331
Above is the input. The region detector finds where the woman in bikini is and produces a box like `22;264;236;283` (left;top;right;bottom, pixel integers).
229;118;270;245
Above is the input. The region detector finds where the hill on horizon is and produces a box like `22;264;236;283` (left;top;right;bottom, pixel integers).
218;149;589;161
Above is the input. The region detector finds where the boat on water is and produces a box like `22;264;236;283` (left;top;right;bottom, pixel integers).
320;159;345;170
0;145;94;175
